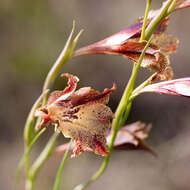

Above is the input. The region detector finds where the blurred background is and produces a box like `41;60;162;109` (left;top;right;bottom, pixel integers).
1;0;190;189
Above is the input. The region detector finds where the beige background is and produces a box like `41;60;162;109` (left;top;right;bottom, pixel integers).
1;0;190;189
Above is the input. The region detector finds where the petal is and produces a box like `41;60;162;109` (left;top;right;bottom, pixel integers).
47;73;79;105
73;10;178;81
73;2;174;59
138;77;190;97
175;0;190;11
108;121;155;156
107;121;152;147
55;142;74;154
73;23;143;58
71;83;116;106
59;103;113;156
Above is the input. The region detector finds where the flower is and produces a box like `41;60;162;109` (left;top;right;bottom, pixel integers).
35;73;116;157
73;23;177;80
73;0;190;81
136;77;190;97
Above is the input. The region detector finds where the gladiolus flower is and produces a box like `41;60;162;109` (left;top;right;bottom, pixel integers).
35;73;116;157
73;0;190;81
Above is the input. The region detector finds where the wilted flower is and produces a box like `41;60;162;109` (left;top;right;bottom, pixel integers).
73;22;176;81
73;0;190;81
35;73;116;157
136;77;190;97
55;121;155;156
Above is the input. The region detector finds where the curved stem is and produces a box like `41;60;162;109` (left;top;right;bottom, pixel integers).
53;140;72;190
145;0;174;40
24;90;49;145
25;132;59;190
129;73;157;101
30;132;59;180
140;0;152;42
19;22;83;190
43;22;76;91
15;128;46;190
73;37;152;190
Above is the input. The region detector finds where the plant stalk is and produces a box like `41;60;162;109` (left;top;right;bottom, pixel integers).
53;140;72;190
140;0;152;42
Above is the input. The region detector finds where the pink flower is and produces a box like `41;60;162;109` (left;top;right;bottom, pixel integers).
137;78;190;97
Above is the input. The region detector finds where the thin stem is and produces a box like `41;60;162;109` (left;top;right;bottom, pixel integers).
43;22;76;91
21;23;83;190
166;0;176;15
30;132;59;180
23;90;49;186
24;90;49;145
140;0;152;42
129;73;157;101
25;132;59;190
23;24;75;187
119;102;133;127
74;1;178;189
145;0;174;40
73;37;153;190
34;24;83;133
53;140;72;190
15;128;46;190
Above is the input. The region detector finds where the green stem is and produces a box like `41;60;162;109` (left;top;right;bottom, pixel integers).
30;132;59;181
74;1;178;189
73;37;153;190
119;102;133;127
15;128;46;190
25;132;59;190
34;24;83;132
24;90;49;145
129;73;157;101
145;0;174;40
19;22;83;190
140;0;152;42
53;140;72;190
166;0;176;15
25;178;34;190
